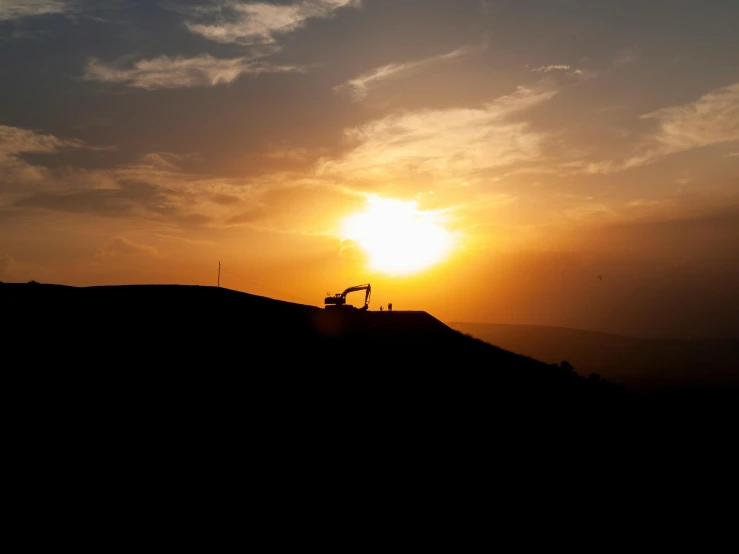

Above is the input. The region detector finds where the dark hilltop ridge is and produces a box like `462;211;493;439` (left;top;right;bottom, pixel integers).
3;283;736;424
4;284;619;399
4;282;576;373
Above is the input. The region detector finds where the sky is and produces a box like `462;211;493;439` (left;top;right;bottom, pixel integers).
1;0;738;339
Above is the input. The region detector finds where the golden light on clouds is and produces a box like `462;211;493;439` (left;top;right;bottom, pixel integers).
340;197;455;276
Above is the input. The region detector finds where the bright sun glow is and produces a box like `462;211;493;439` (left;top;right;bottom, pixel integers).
340;197;455;276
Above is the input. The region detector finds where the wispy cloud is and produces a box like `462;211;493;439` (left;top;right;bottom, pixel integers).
628;199;676;209
2;138;276;230
529;64;596;80
0;254;14;276
11;153;208;225
614;46;641;66
0;128;187;221
563;203;618;223
84;54;305;89
0;0;71;21
184;0;361;45
625;81;739;168
726;151;739;158
0;124;84;190
320;85;557;186
96;237;159;258
266;147;314;161
334;45;479;101
0;124;81;158
565;81;739;174
532;64;580;74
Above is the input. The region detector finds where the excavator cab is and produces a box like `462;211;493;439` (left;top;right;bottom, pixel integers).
324;283;371;310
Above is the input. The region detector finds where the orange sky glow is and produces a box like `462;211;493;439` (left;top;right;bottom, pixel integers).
1;0;738;339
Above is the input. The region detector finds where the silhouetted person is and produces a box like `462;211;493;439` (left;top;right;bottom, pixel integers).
388;303;393;312
380;306;383;311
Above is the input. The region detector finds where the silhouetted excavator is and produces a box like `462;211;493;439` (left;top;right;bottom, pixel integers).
324;283;371;311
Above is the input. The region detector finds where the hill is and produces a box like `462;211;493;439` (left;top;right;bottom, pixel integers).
3;283;624;408
448;322;739;390
7;282;739;433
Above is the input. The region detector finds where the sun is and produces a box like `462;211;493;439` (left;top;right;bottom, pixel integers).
340;197;455;276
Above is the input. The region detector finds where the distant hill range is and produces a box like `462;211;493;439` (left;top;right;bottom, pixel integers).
449;322;739;389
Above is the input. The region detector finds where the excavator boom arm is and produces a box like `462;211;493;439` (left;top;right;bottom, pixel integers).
324;283;371;309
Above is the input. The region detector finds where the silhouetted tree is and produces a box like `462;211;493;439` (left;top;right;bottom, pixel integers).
27;280;39;285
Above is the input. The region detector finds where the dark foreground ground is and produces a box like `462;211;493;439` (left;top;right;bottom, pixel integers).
6;283;734;528
3;283;737;433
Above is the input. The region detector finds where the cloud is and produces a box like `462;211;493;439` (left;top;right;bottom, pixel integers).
565;81;739;174
0;254;14;276
139;152;180;170
614;46;641;66
184;0;361;45
0;124;115;198
0;0;70;21
2;143;178;218
210;193;241;205
97;237;159;258
1;126;345;233
0;129;275;231
563;203;618;223
225;209;264;225
624;81;739;168
0;125;84;190
16;187;158;217
0;124;81;158
7;148;266;229
335;46;479;101
84;54;305;89
643;82;739;150
265;146;314;161
726;151;739;158
532;64;579;74
319;85;557;186
529;64;596;80
627;199;677;216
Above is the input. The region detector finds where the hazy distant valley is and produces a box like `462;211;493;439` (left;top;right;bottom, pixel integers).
448;322;739;389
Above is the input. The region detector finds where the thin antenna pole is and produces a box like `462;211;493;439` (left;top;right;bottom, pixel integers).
218;261;220;288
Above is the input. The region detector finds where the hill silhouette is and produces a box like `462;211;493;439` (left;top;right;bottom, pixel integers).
2;282;569;370
3;283;622;401
5;283;737;431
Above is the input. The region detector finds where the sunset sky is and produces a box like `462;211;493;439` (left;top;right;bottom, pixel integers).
1;0;738;339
